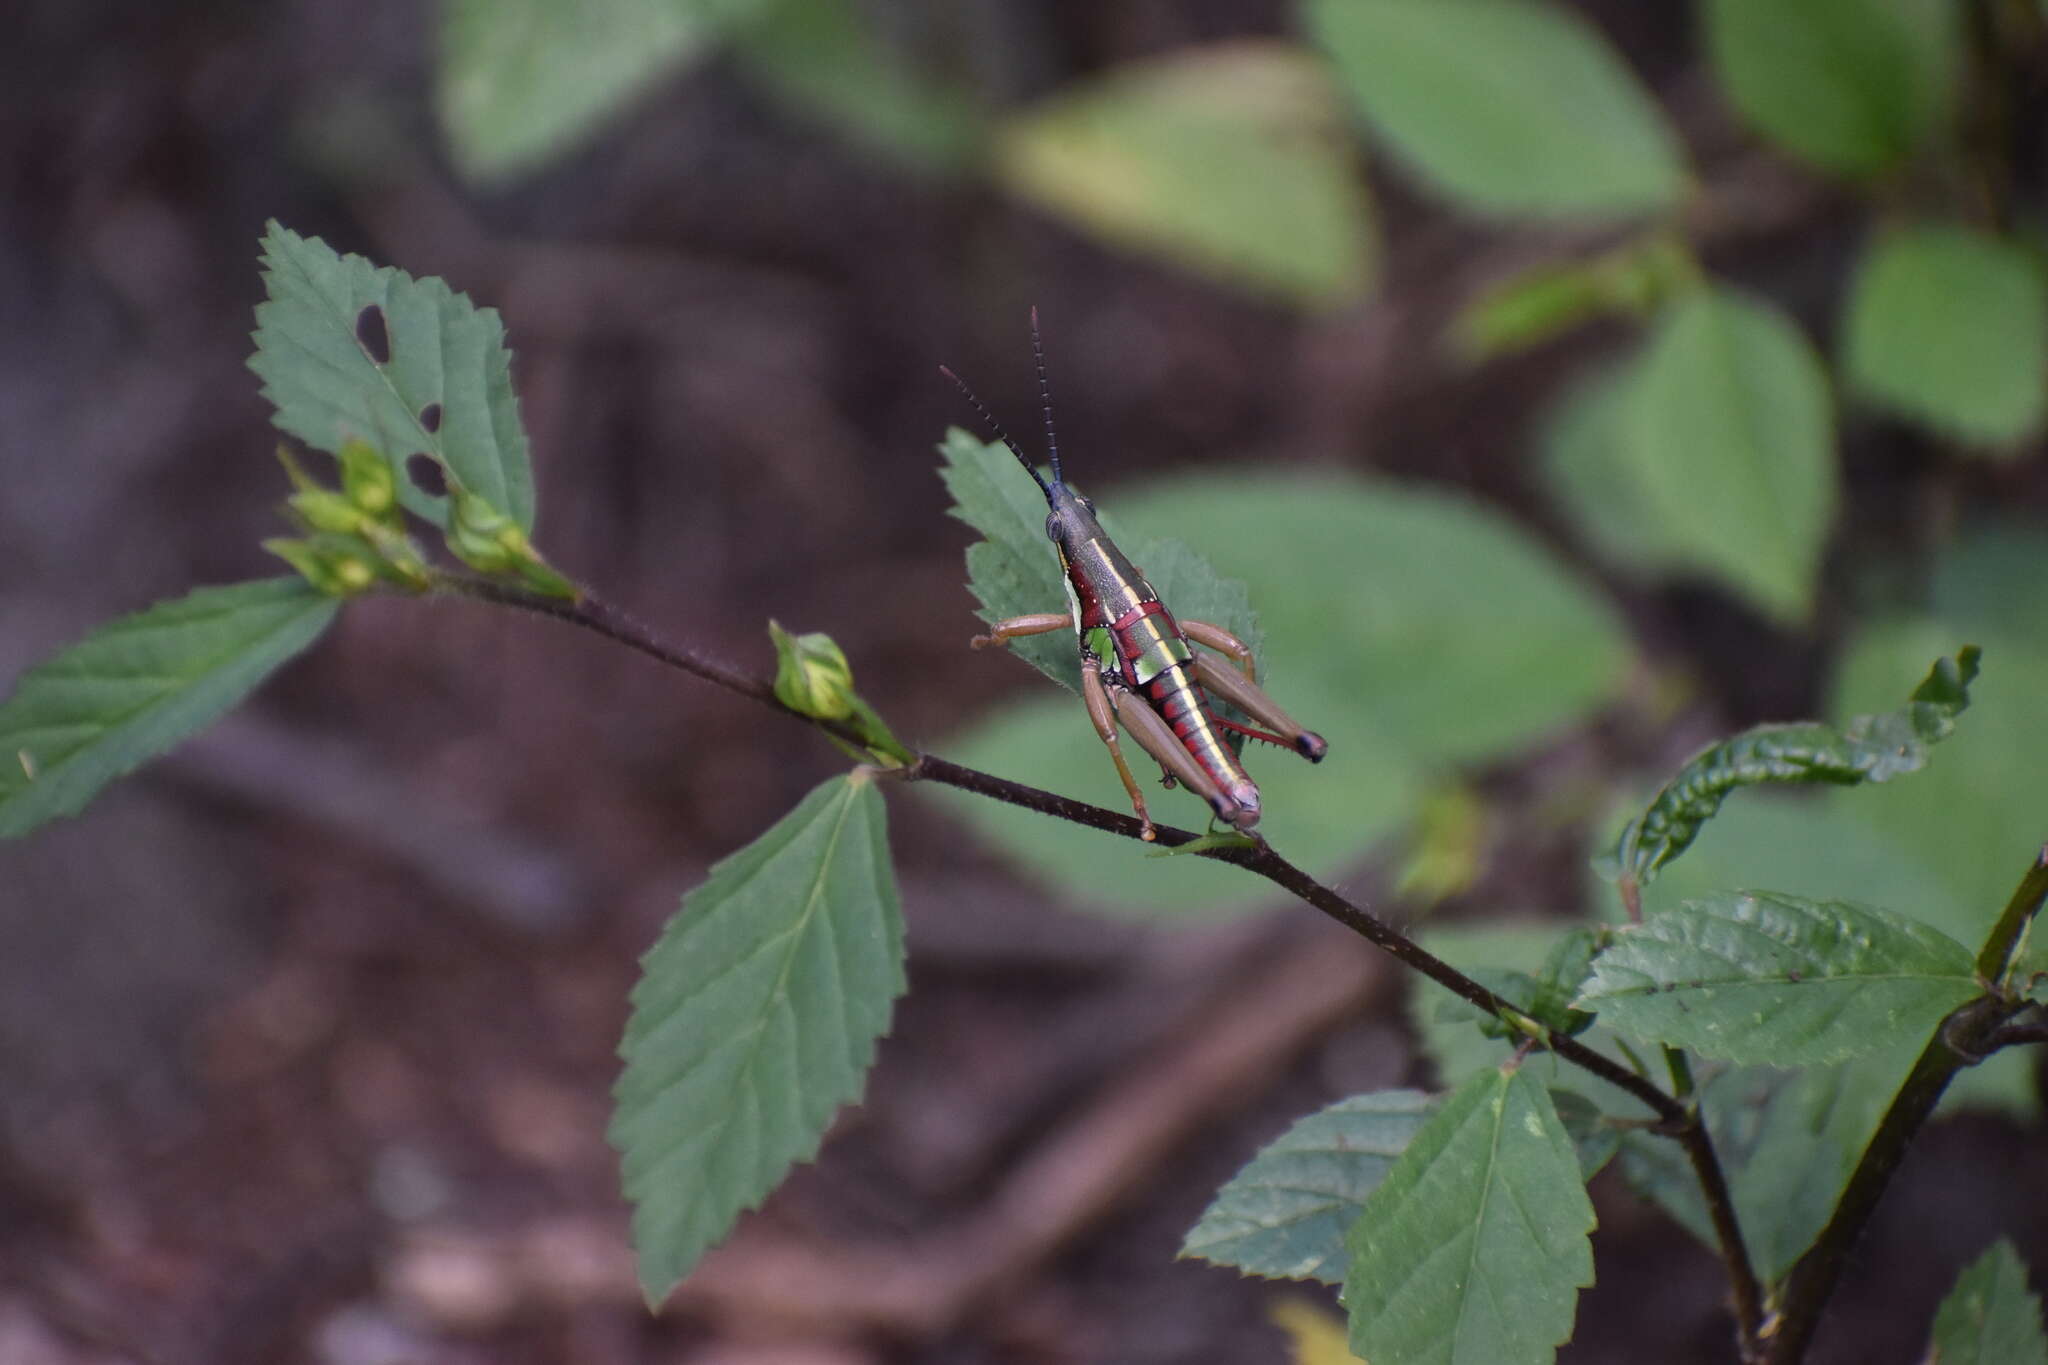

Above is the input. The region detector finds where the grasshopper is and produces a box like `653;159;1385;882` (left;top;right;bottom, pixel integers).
943;311;1326;840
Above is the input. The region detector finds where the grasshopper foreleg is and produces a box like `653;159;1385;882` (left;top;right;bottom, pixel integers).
1189;651;1328;762
972;613;1071;650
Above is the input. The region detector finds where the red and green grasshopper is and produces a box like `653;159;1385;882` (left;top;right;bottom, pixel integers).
942;312;1326;840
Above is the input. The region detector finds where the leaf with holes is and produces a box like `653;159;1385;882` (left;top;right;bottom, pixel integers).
1342;1066;1595;1365
1183;1090;1438;1285
1577;891;1980;1066
611;773;906;1302
0;578;339;839
1928;1240;2048;1365
1604;648;1978;887
249;221;535;532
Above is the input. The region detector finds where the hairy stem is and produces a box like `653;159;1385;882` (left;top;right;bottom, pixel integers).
440;573;1766;1355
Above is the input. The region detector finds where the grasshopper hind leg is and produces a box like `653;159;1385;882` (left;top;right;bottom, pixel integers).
1188;651;1328;762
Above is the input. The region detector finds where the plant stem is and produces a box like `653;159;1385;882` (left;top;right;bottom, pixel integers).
1765;848;2048;1364
440;573;1766;1357
1974;844;2048;983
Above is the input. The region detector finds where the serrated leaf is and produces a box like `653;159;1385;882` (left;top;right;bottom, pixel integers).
1616;1051;1897;1282
1844;226;2048;449
1184;1090;1437;1285
1607;648;1979;886
1705;0;1960;178
993;41;1375;307
1623;285;1836;625
1342;1067;1595;1365
249;222;535;532
1929;1240;2048;1365
0;579;339;839
1577;890;1980;1065
1305;0;1686;220
611;773;906;1302
437;0;758;182
1590;785;2039;1121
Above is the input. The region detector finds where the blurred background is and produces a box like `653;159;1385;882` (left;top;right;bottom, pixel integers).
5;0;2048;1361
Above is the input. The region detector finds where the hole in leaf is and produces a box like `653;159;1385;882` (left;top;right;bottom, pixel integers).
355;304;391;365
406;453;447;497
419;401;443;433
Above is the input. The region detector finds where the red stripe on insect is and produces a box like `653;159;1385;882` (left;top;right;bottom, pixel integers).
1109;600;1171;634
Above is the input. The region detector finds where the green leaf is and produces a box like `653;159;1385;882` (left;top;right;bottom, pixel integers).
1342;1067;1595;1365
993;41;1375;307
1622;285;1836;625
1529;926;1606;1037
1589;783;2038;1120
1109;472;1633;767
1578;891;1980;1066
1844;226;2048;449
0;579;339;839
730;0;979;174
1411;921;1654;1121
1616;1051;1897;1282
1705;0;1960;178
1454;233;1694;361
437;0;757;182
1541;359;1680;573
1605;648;1979;886
1547;1089;1619;1180
611;773;906;1302
1183;1090;1437;1285
1305;0;1686;220
250;222;536;533
938;446;1627;915
1929;1240;2048;1365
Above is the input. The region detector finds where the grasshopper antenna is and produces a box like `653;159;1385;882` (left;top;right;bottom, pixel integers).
1029;306;1063;485
939;362;1051;496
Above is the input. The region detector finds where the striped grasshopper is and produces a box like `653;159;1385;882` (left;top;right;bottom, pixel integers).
943;312;1326;840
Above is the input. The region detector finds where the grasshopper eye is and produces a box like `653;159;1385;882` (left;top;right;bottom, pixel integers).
1046;512;1063;541
1077;495;1096;515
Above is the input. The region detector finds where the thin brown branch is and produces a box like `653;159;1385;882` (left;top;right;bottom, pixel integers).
438;573;1765;1356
